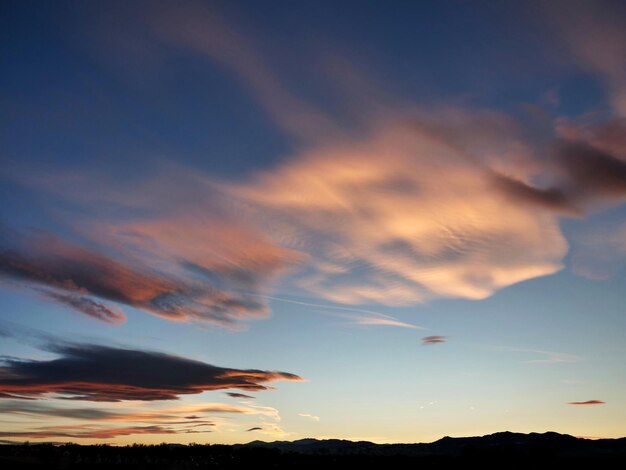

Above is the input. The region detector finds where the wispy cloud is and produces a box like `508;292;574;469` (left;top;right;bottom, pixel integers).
351;314;421;330
42;291;125;325
0;425;192;440
151;1;338;142
524;350;581;364
298;413;320;422
0;217;298;328
548;0;626;115
489;346;581;364
0;400;259;424
569;218;626;280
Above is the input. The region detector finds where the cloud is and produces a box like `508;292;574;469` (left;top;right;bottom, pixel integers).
525;350;580;364
422;336;446;345
0;401;121;420
0;342;303;401
42;291;125;325
543;119;626;280
491;122;626;219
0;399;291;440
556;117;626;159
151;2;337;142
490;173;579;215
491;346;581;364
298;413;320;422
224;112;568;305
548;0;626;115
110;3;576;307
567;400;606;406
569;220;626;280
0;224;297;328
11;110;573;313
555;140;626;201
16;2;625;317
352;315;421;329
0;400;251;427
0;425;193;440
226;393;256;399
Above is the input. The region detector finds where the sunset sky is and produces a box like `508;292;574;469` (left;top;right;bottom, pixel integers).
1;0;626;445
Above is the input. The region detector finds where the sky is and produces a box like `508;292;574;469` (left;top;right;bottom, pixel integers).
1;0;626;445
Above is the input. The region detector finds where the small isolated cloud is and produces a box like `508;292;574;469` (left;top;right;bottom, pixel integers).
0;341;303;401
246;427;262;432
422;336;446;345
298;413;320;422
568;400;606;406
226;392;256;399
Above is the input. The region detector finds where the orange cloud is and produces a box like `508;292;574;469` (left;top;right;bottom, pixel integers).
225;113;567;305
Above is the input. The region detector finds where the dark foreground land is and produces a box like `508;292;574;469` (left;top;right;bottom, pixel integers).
1;432;625;469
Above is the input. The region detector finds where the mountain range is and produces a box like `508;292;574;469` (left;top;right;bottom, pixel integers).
2;431;625;468
240;431;626;459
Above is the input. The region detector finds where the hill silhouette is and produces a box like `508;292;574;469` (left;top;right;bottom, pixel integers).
1;431;625;469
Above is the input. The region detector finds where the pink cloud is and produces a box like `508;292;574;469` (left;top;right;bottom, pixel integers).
225;112;568;305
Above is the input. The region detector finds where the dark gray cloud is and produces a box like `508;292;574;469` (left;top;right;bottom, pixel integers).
493;138;626;214
567;400;606;405
422;336;446;345
491;173;579;214
555;140;626;199
226;392;256;399
0;342;303;401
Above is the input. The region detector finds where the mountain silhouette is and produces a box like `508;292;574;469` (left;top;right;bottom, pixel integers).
240;431;626;458
1;431;625;469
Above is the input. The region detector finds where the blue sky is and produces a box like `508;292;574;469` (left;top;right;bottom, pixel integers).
1;0;626;443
